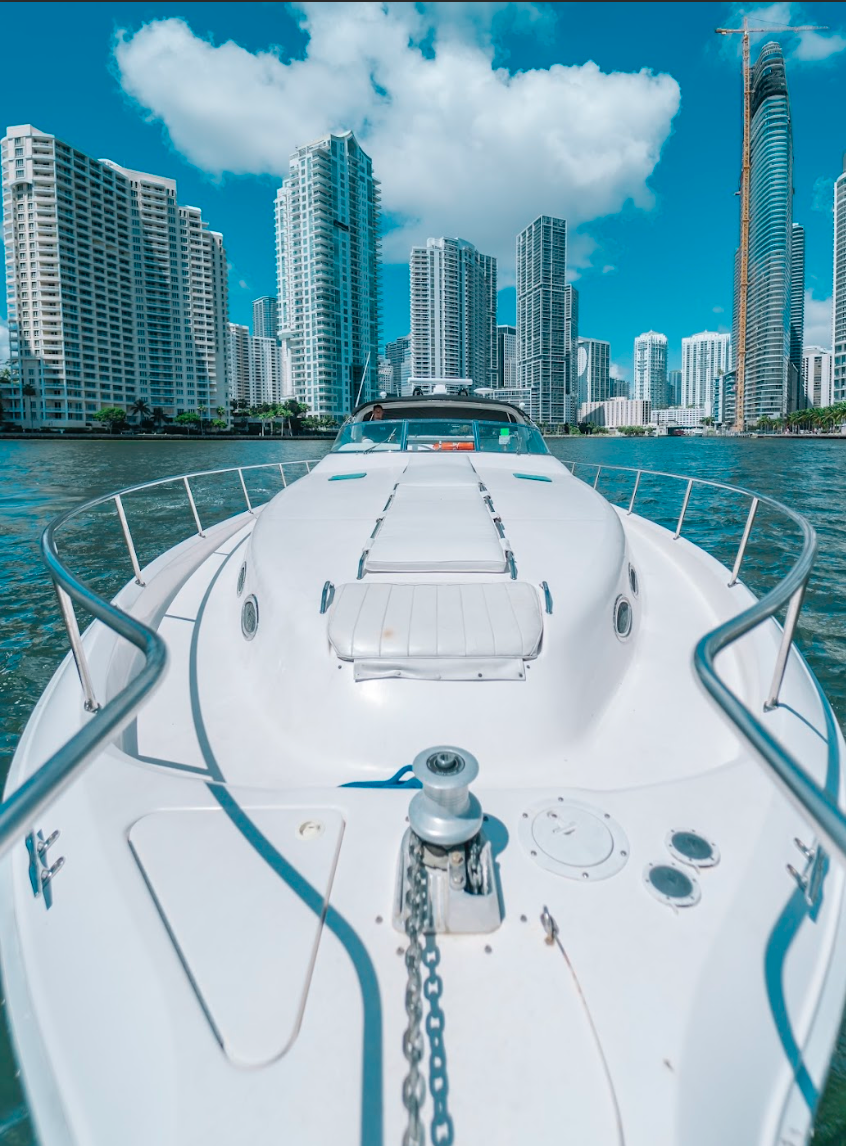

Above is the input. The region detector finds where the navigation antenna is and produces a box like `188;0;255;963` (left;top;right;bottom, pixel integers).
354;351;372;409
715;17;825;433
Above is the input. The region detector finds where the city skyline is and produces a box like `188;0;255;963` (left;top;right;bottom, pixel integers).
0;2;844;383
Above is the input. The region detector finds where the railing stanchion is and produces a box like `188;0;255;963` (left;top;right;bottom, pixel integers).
674;479;694;539
593;466;602;490
765;582;808;710
278;463;288;488
237;469;254;514
183;477;204;537
729;497;759;587
627;471;641;515
113;495;145;585
305;461;312;474
54;584;100;712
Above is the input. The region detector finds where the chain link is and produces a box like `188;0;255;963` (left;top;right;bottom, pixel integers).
402;831;428;1146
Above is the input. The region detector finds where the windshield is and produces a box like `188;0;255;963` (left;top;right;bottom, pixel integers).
331;420;548;454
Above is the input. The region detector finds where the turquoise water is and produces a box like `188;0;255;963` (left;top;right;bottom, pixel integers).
1;435;845;1142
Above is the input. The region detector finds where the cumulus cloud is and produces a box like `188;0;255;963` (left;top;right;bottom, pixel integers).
723;4;846;64
712;304;725;313
804;291;832;350
610;361;627;380
0;315;9;363
812;175;835;212
113;3;681;272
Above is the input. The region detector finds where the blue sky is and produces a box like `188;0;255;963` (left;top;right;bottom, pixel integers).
1;1;844;378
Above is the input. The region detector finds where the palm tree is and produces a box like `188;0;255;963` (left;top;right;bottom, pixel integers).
129;397;152;427
197;404;208;438
151;407;167;431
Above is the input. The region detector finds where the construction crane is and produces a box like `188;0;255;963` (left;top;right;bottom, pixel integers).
715;17;826;432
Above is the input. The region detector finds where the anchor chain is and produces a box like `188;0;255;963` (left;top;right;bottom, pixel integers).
402;831;428;1146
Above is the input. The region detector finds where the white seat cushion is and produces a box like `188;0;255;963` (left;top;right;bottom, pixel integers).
328;582;543;661
365;485;506;574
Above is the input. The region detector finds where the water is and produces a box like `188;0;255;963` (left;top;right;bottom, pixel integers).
1;434;845;1141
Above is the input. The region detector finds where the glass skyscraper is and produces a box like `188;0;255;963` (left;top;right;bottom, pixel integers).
833;158;846;403
517;216;574;425
275;131;381;418
576;337;610;407
734;42;804;422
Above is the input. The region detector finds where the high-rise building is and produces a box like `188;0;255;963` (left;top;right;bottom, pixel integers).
576;338;610;407
227;323;251;404
1;124;228;429
732;43;802;423
564;285;579;421
802;346;832;408
667;369;682;406
227;322;285;406
497;325;517;388
833;157;846;403
633;331;668;409
275;131;380;417
681;331;732;410
377;355;393;394
517;215;571;424
790;224;805;405
252;295;278;341
385;333;411;394
410;237;496;389
610;377;629;399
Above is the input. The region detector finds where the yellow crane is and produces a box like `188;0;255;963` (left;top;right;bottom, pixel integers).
715;18;826;432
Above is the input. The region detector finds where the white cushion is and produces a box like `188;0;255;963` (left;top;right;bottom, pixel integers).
365;485;506;573
328;582;543;661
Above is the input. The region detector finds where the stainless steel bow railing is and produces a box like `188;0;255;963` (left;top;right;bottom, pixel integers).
566;458;846;863
2;455;845;868
0;459;317;863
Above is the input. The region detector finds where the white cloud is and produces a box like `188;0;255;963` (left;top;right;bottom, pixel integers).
724;4;846;64
804;291;832;350
602;264;617;275
610;361;627;380
113;3;681;272
812;175;834;212
0;315;9;363
712;305;725;314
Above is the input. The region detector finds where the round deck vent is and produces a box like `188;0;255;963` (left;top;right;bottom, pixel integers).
241;595;259;640
614;596;633;640
519;800;629;881
237;561;247;596
644;862;700;908
666;829;720;869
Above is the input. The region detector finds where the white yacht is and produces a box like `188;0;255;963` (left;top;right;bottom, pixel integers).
2;395;846;1146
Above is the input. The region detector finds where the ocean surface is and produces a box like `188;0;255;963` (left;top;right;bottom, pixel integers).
1;434;845;1143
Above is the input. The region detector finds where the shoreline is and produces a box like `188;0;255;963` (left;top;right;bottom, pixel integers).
0;433;335;442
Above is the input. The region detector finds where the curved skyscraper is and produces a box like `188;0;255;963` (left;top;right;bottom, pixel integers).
733;42;804;423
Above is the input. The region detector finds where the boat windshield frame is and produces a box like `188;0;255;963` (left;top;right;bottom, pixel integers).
330;419;549;455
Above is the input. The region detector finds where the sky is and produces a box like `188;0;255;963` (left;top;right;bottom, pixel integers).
1;0;845;379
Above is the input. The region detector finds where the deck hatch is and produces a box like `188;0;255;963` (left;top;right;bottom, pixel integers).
129;807;344;1067
363;472;508;575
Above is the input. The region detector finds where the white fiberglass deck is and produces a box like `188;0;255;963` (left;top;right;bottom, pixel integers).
2;447;845;1146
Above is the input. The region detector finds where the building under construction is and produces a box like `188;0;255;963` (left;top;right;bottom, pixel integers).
729;40;805;427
